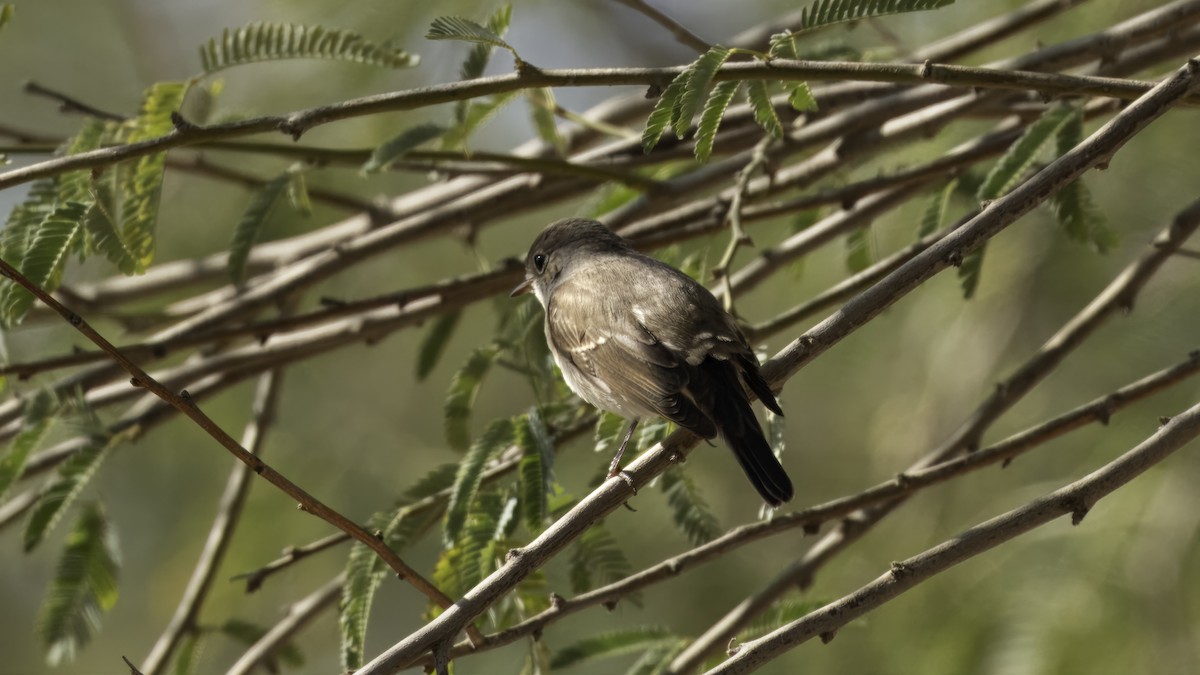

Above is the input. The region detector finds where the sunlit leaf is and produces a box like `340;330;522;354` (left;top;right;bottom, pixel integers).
694;80;741;162
444;419;514;545
37;503;120;666
747;80;784;138
673;46;732;139
363;123;447;173
799;0;956;32
444;345;500;451
199;22;418;73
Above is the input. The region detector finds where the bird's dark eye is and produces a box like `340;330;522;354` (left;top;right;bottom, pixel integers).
533;253;547;273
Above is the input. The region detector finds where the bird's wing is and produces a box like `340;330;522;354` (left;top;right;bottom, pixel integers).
546;278;717;437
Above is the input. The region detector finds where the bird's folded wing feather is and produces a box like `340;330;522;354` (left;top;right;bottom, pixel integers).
547;280;717;437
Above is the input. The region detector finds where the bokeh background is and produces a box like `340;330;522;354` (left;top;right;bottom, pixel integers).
1;0;1198;673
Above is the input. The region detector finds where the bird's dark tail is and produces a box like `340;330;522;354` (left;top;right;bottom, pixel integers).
705;360;794;506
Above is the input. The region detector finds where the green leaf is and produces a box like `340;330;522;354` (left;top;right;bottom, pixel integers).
1049;110;1115;252
516;411;555;533
199;22;418;74
958;245;985;299
768;30;799;59
694;80;742;162
740;595;826;640
228;170;291;286
444;418;514;546
59;119;111;205
286;169;312;215
746;80;784;138
444;344;500;451
116;81;187;271
459;5;512;80
172;631;205;675
526;88;566;155
363;123;447;173
436;491;504;601
0;4;13;32
416;311;462;380
917;179;958;238
24;438;112;552
442;92;519;151
788;82;818;112
977;103;1074;201
661;469;720;545
82;180;138;275
219;619;304;668
595;411;634;456
0;390;59;502
673;46;732;139
799;0;956;32
568;524;632;594
0;201;86;326
845;226;871;273
340;539;388;670
641;74;689;154
626;638;689;675
426;16;518;60
550;625;675;669
37;502;120;666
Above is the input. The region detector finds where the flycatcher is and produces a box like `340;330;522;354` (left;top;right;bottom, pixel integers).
511;218;794;506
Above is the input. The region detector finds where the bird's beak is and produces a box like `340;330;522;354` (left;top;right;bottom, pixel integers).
510;276;534;297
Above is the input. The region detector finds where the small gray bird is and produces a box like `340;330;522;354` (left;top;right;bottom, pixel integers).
511;217;794;506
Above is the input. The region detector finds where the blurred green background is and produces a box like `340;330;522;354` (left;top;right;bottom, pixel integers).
1;0;1198;673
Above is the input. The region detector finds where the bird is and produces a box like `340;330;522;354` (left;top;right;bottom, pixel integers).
510;217;794;506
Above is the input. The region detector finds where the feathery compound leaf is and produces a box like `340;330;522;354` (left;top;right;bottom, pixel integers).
228;170;291;286
768;30;799;59
172;632;204;675
799;0;956;32
1050;110;1115;252
917;179;958;238
516;411;555;533
977;103;1074;201
83;180;138;275
694;80;742;162
661;469;720;545
526;87;566;155
460;5;512;80
363;123;447;173
199;22;417;74
416;311;462;380
746;80;784;138
427;16;519;60
37;503;120;667
0;390;59;502
0;201;86;326
24;437;113;552
641;73;689;154
58;119;110;205
627;639;689;675
116;81;187;271
549;626;676;669
444;344;500;451
442;91;519;151
958;245;985;299
444;418;514;546
788;82;818;112
568;524;632;594
673;46;732;140
845;226;872;272
340;540;387;670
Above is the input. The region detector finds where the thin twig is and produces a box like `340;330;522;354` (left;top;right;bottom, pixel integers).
612;0;711;53
0;257;468;630
225;576;344;675
712;400;1200;673
355;56;1200;675
141;369;286;675
404;347;1200;667
672;186;1200;672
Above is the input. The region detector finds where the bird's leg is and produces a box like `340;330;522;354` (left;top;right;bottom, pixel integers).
607;418;640;479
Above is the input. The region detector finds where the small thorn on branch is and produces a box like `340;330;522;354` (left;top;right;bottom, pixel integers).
819;630;837;644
